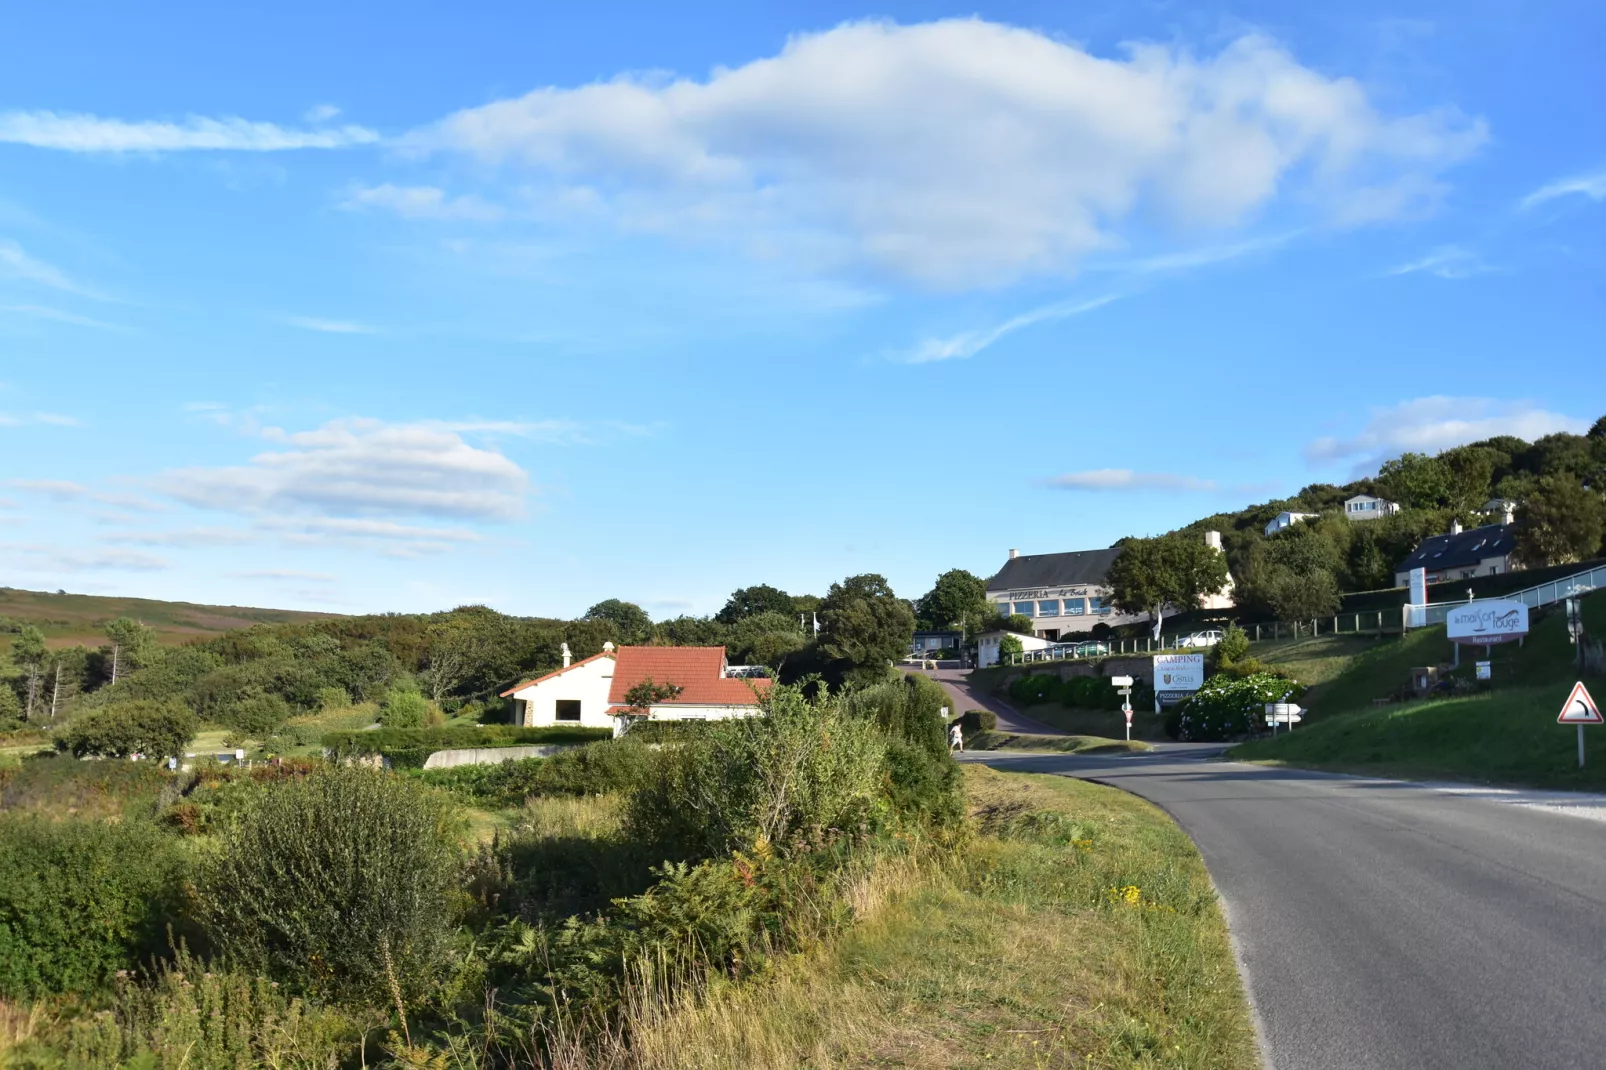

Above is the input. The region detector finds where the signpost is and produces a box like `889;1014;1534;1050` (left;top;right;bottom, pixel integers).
1446;600;1530;646
1264;702;1303;733
1111;676;1134;741
1475;661;1491;681
1151;653;1204;712
1558;682;1603;768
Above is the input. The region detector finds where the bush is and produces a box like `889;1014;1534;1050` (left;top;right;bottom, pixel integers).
221;692;291;738
844;675;962;826
418;739;658;806
321;724;610;769
316;685;351;712
378;685;432;729
1211;623;1252;667
1177;672;1304;741
197;765;462;1007
55;701;198;759
626;684;886;862
0;815;185;998
960;709;998;733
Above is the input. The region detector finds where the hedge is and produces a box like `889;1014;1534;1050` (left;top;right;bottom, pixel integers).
959;709;997;733
321;725;610;768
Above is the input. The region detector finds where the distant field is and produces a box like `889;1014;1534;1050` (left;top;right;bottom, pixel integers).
0;586;336;647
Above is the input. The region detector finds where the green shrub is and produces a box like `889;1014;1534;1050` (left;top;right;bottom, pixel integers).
417;740;657;806
55;701;198;759
960;709;998;733
1211;623;1252;667
626;685;886;861
1177;672;1304;741
197;765;461;1007
378;685;432;729
0;815;185;998
316;685;351;712
221;692;291;738
1009;674;1061;705
844;675;962;827
0;754;170;820
321;724;610;769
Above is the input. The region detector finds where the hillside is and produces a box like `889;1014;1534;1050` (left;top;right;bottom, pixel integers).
1232;590;1606;788
0;586;336;648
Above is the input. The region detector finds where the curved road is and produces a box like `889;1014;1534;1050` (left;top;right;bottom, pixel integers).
968;745;1606;1070
913;665;1067;735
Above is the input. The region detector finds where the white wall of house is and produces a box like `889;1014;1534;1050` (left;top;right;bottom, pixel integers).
1344;495;1400;521
1264;511;1319;536
1393;554;1512;587
645;703;762;720
976;631;1053;668
508;655;615;729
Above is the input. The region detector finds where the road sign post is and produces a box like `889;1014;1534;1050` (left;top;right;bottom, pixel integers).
1112;676;1134;741
1557;681;1602;768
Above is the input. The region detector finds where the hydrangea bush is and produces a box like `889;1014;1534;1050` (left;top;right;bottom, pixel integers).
1177;672;1304;741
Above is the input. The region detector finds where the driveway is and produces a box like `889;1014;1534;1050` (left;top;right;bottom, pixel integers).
910;665;1066;735
966;746;1606;1070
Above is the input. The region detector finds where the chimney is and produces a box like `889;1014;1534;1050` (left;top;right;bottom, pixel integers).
560;642;572;669
1204;530;1223;552
603;641;616;653
1449;519;1463;536
1008;548;1020;560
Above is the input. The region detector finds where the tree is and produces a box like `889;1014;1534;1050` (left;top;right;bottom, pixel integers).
818;574;916;686
1105;535;1231;639
1513;475;1606;567
726;610;807;667
1439;446;1502;514
1258;567;1342;621
585;599;653;645
623;677;683;714
103;618;154;686
715;584;794;625
1377;452;1450;510
55;701;198;759
652;615;730;647
11;627;45;721
1000;613;1035;635
996;634;1024;663
915;569;992;636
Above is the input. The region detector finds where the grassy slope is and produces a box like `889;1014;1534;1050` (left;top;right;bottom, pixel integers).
625;766;1256;1070
969;730;1152;754
0;586;335;648
1232;592;1606;788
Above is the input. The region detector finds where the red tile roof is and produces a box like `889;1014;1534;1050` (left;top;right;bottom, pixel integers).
498;651;613;697
608;646;770;707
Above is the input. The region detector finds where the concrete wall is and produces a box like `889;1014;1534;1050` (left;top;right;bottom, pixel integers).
421;744;580;769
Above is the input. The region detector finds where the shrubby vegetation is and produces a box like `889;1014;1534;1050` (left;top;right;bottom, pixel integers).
54;700;197;759
1175;673;1304;741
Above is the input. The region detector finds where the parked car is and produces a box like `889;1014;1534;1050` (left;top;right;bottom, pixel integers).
1176;629;1223;648
1072;640;1110;658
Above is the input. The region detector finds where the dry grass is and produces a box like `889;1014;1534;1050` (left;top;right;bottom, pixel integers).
0;999;47;1054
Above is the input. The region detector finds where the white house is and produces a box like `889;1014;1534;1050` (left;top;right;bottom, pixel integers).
1343;494;1400;522
984;531;1234;641
976;630;1053;668
500;643;769;734
1264;511;1319;536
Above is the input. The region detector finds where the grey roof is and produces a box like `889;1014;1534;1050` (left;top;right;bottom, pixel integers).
1394;523;1515;574
986;547;1122;592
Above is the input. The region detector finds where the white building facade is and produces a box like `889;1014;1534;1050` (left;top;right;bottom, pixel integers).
1343;494;1400;521
1264;511;1319;536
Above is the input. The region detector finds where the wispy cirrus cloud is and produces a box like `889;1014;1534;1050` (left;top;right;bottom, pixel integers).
1385;245;1489;279
1;303;126;329
284;315;381;335
1306;396;1588;471
3;543;169;573
0;240;107;299
341;184;503;221
6;479;160;510
1046;469;1219;492
1519;168;1606;211
903;294;1119;363
0;412;81;427
0;110;380;153
230;568;336;583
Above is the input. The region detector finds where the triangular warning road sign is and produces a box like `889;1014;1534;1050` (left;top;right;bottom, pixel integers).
1558;681;1604;725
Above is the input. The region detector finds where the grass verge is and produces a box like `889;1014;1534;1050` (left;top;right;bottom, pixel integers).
602;765;1256;1069
969;730;1152;755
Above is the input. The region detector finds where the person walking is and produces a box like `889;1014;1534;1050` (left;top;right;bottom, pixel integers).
949;721;964;753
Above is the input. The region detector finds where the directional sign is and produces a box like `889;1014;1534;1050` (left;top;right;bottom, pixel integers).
1558;682;1603;725
1111;675;1134;687
1264;702;1304;726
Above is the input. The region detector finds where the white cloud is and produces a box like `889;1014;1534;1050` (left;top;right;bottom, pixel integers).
1384;244;1488;279
0;111;380;152
341;184;503;221
304;104;342;123
4;544;169;573
284;315;381;334
6;479;161;510
230;568;335;582
103;527;255;548
904;294;1119;363
0;304;125;329
1519;169;1606;210
157;417;530;522
0;497;18;509
412;20;1485;288
0;240;105;298
1047;469;1219;492
0;412;80;427
1306;397;1588;468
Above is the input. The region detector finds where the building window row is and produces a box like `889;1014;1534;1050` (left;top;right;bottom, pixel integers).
996;598;1112;618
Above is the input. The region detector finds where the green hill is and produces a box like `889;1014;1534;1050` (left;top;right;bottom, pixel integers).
0;586;336;648
1231;590;1606;789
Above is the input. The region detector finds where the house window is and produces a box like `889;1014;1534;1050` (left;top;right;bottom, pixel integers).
1037;600;1060;617
1063;599;1085;616
1088;597;1110;614
555;700;582;722
1014;602;1036;617
996;601;1011;616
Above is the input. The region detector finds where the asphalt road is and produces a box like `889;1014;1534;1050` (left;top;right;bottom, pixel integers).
911;665;1067;735
968;746;1606;1070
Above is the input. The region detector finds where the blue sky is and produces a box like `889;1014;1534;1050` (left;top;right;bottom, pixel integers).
1;0;1603;617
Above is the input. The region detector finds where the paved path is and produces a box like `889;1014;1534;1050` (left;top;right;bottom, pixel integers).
911;665;1066;735
967;746;1606;1070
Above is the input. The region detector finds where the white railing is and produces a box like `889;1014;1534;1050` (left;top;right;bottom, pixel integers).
1403;562;1606;629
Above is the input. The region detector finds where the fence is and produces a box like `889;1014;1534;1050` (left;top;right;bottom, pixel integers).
1404;562;1606;629
1004;613;1404;666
